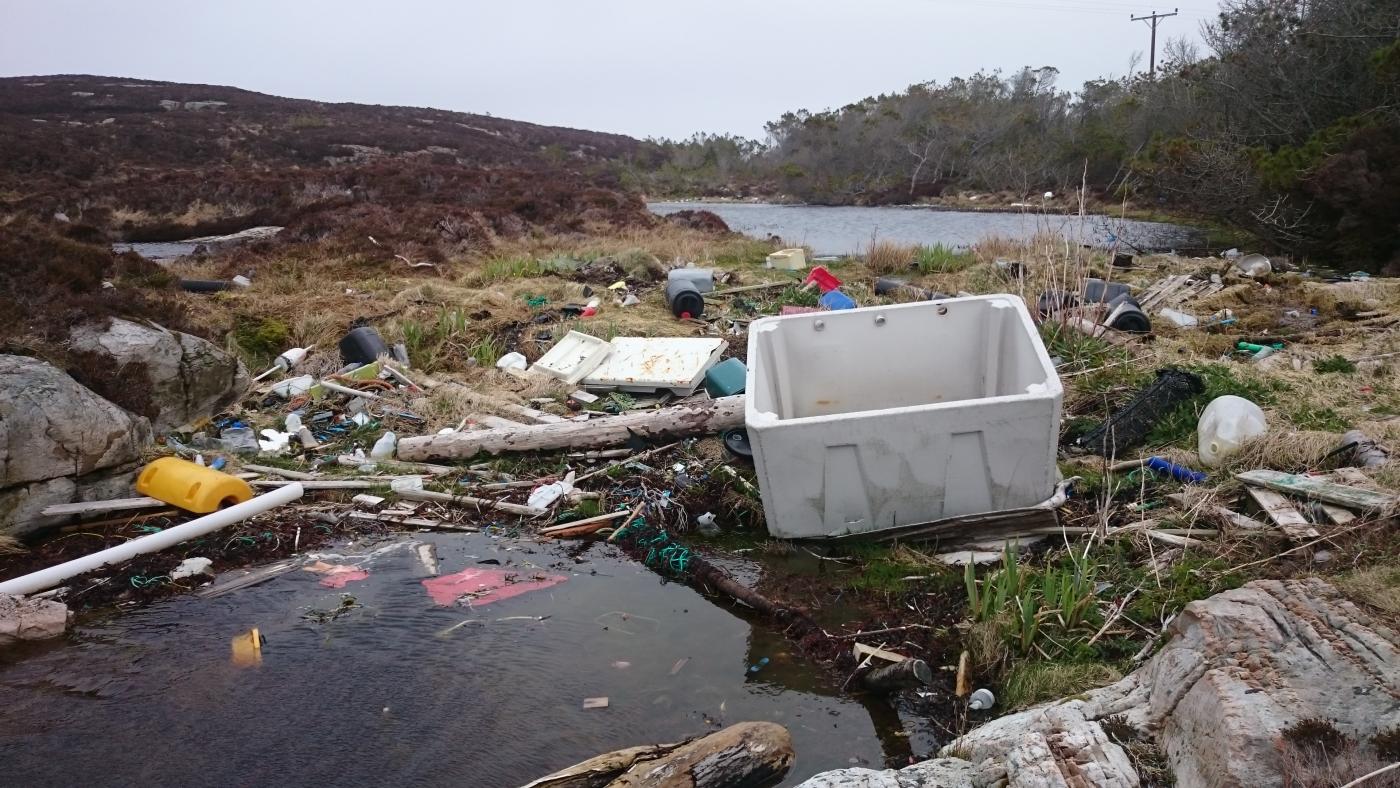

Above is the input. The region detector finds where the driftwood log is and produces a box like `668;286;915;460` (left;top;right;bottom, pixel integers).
520;721;794;788
398;394;745;461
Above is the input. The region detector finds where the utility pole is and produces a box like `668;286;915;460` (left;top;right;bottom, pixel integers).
1131;8;1179;78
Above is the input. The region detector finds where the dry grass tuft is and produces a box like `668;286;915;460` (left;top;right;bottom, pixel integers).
0;534;26;555
863;239;918;274
1335;565;1400;615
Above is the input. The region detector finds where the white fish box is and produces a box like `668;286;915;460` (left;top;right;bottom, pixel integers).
582;337;727;396
745;295;1062;538
765;248;807;270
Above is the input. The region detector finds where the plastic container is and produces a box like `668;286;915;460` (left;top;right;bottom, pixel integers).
219;425;259;454
704;357;747;397
665;279;705;319
370;431;398;460
746;295;1062;538
766;248;807;270
1197;395;1267;468
1082;278;1132;304
135;456;255;513
667;268;715;293
339;326;388;365
819;290;857;310
1105;295;1152;333
1159;307;1199;328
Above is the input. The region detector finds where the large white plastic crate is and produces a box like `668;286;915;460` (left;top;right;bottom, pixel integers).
745;294;1062;538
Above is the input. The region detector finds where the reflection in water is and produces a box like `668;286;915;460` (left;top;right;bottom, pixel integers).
0;534;917;787
650;201;1203;256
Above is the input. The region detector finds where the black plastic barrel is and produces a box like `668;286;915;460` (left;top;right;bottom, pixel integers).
339;326;389;365
1104;293;1152;333
665;279;705;319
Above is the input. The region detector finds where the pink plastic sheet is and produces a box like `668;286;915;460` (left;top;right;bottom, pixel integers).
422;567;566;606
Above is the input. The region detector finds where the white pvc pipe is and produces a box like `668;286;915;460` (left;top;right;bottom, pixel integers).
0;484;305;597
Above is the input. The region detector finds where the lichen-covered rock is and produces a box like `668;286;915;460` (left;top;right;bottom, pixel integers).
794;758;975;787
69;318;247;433
0;355;151;487
0;593;70;644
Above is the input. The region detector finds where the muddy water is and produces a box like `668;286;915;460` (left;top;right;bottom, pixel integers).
649;201;1202;256
0;534;916;787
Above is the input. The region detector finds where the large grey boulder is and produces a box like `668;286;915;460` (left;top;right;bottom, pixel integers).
0;464;141;537
0;355;151;486
69;318;248;433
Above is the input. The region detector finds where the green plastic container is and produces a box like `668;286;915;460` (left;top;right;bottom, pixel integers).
704;358;747;397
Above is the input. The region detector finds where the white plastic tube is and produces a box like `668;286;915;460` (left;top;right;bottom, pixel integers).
0;484;304;597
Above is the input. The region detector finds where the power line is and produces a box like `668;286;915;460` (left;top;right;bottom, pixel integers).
1132;8;1180;77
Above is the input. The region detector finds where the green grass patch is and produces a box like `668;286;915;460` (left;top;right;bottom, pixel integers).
1287;405;1350;431
479;256;547;282
1000;661;1124;710
1312;355;1356;374
232;315;291;365
914;243;975;273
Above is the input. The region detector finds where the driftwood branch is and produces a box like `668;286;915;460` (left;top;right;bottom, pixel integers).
399;395;745;461
521;722;793;788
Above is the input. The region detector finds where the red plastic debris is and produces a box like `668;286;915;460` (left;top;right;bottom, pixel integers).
422;567;567;606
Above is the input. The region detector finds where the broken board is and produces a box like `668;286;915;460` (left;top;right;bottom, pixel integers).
582;337;727;396
1236;469;1398;513
531;331;612;385
1245;486;1319;540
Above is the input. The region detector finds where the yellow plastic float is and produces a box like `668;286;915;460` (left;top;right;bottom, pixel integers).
136;457;254;513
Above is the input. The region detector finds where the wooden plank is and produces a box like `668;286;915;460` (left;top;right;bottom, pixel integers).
40;497;164;517
710;281;790;297
394;488;546;518
251;479;381;490
1236;469;1398;513
1246;486;1319;540
852;642;908;664
1320;504;1357;525
242;464;318;480
539;509;632;535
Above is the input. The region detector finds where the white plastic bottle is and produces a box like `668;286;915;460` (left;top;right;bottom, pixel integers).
370;431;398;460
285;412;303;434
1197;395;1268;468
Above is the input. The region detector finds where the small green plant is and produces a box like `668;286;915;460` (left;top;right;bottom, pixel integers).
466;335;505;367
479;256;545;281
1312;355;1356;374
915;243;974;273
1288;405;1349;431
437;306;470;338
965;545;1100;657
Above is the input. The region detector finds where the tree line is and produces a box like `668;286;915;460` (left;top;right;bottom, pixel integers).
623;0;1400;269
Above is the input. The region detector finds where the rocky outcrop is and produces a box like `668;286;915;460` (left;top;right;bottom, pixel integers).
799;579;1399;788
69;318;248;433
0;593;70;644
0;354;152;535
0;355;151;486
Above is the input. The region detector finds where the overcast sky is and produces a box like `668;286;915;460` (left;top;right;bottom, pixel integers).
1;0;1218;140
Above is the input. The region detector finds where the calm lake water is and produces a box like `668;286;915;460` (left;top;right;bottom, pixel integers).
650;201;1202;257
0;533;927;787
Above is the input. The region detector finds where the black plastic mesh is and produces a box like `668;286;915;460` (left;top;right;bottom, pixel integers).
1076;368;1206;457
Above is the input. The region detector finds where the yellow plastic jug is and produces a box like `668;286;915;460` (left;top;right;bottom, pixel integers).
136;457;254;513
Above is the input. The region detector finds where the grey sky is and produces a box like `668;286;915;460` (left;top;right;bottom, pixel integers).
1;0;1216;140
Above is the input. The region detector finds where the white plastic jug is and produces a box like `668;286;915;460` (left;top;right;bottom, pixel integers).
1197;395;1267;468
370;431;398;460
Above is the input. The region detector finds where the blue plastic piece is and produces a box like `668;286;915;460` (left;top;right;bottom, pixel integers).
210;457;228;471
819;290;857;310
1146;456;1207;484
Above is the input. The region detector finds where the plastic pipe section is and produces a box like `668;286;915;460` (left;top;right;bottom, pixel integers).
0;484;304;597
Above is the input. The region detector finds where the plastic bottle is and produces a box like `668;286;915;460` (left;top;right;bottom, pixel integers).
219;426;259;454
285;412;303;434
666;268;715;293
1146;456;1208;484
252;346;312;382
1197;395;1268;468
968;688;995;710
370;431;398;460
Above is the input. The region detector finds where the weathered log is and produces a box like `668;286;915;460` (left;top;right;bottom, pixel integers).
521;721;794;788
399;394;745;461
861;658;934;693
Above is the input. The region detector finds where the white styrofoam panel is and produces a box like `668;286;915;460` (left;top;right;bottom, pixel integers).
531;331;613;385
582;337;728;396
745;294;1063;538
